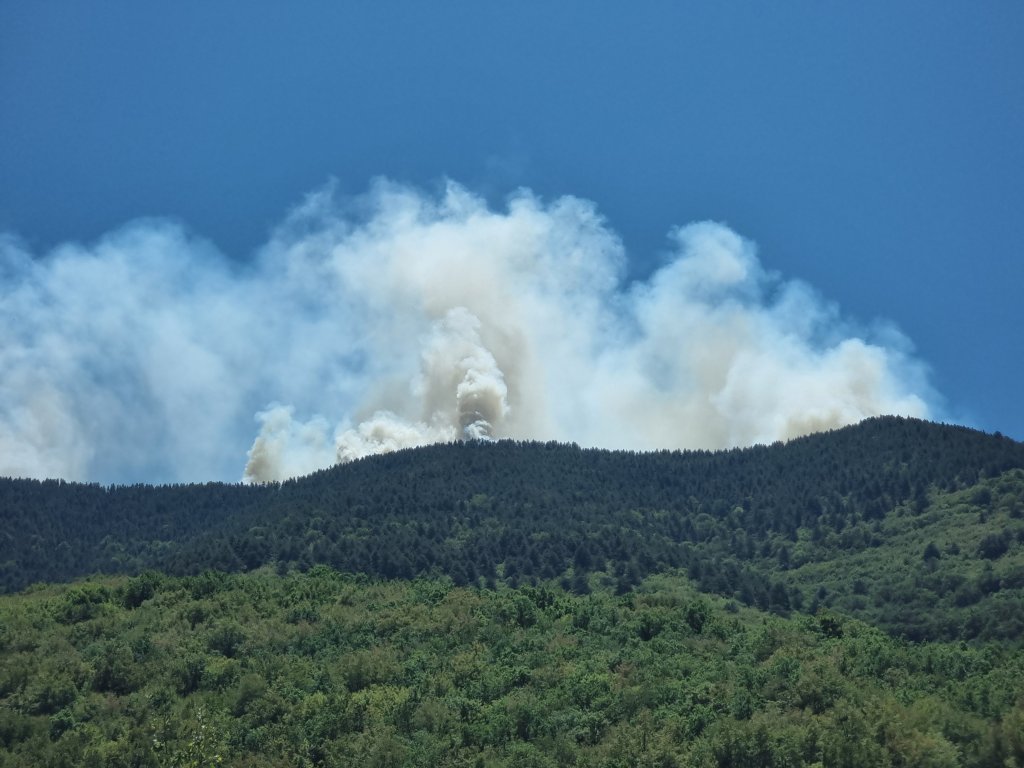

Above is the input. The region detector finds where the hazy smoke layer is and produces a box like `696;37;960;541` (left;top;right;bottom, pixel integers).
0;180;933;484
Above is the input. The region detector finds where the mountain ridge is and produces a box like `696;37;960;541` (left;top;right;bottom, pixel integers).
2;416;1023;642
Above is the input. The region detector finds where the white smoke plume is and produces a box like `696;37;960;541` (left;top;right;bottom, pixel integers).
0;179;934;484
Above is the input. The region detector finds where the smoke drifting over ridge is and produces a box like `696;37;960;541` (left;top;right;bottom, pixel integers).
0;180;933;484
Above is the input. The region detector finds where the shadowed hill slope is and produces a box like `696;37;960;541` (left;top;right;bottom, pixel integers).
2;416;1023;640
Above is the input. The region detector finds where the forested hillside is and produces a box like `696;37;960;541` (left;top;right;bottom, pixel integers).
2;417;1023;641
2;568;1023;767
3;417;1024;766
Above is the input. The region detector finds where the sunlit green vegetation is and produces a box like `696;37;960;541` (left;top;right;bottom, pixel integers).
2;567;1023;767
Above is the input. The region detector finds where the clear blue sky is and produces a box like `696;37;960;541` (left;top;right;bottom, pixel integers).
2;2;1022;452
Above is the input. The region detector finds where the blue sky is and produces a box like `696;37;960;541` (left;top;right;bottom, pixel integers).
1;3;1022;482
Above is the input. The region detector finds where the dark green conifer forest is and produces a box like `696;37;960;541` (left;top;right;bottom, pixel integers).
1;416;1023;765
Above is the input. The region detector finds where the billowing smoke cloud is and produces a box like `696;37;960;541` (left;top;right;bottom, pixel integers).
0;179;934;484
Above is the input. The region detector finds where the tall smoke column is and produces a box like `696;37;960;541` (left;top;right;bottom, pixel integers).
0;179;937;484
307;306;510;474
419;307;509;440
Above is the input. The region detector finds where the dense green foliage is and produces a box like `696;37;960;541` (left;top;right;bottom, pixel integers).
775;469;1024;642
3;417;1023;642
2;567;1023;767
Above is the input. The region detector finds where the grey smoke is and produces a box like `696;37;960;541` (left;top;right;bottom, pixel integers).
0;179;934;484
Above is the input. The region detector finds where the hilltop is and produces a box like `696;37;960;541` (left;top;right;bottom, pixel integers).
2;417;1023;641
